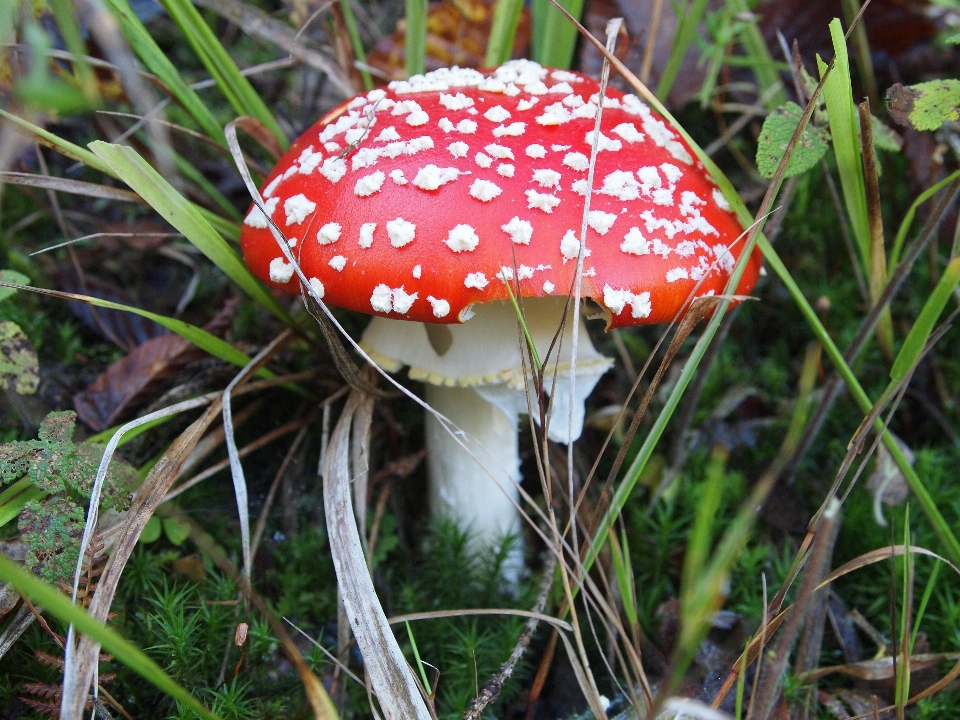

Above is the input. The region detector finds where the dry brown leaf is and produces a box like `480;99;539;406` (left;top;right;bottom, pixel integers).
72;298;237;431
801;652;960;683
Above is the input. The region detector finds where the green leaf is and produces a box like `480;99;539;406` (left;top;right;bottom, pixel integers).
0;553;221;719
0;279;272;380
756;102;830;179
19;496;86;583
0;321;39;395
88;141;290;323
141;515;163;544
16;24;94;116
656;0;711;100
163;516;192;546
532;0;587;69
405;0;427;77
339;0;373;90
0;270;30;301
158;0;288;149
870;114;903;153
887;79;960;132
0;109;115;176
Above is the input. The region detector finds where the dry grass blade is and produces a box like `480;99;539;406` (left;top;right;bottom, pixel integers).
388;607;570;631
323;390;432;720
61;400;223;718
222;329;295;585
800;652;960;683
191;0;355;97
0;171;144;203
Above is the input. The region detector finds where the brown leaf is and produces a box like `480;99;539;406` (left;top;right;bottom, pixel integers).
72;298;238;431
170;554;207;583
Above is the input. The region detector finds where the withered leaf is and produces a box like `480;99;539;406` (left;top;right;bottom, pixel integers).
887;79;960;132
72;299;237;431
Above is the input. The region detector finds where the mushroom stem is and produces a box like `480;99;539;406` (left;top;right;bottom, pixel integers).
424;384;524;577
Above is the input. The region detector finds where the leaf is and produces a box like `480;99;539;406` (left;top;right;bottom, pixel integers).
163;517;191;546
0;281;277;408
756;102;830;179
818;19;870;267
157;0;287;148
140;515;162;543
72;298;238;431
887;79;960;132
0;171;142;203
18;496;86;584
0;411;132;507
892;254;960;383
0;270;30;302
0;321;39;395
56;272;167;349
870;114;903;153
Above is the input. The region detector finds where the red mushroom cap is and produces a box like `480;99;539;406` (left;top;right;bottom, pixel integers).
240;61;762;328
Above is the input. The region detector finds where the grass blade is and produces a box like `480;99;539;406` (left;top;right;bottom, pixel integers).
0;477;46;529
158;0;288;148
656;0;710;100
891;254;960;384
174;151;244;221
0;554;221;719
896;507;913;715
485;0;525;67
103;0;226;144
859;98;894;359
1;110;240;241
405;0;427;77
339;0;373;90
727;0;785;109
88;141;291;323
1;109;114;176
818;18;870;268
531;0;586;69
890;169;960;268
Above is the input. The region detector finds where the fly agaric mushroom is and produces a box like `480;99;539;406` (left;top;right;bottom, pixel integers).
240;60;762;570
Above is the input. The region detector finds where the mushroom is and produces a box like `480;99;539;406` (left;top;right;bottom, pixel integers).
239;60;762;574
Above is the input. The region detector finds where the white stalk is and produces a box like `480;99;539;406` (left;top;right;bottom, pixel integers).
424;384;523;578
